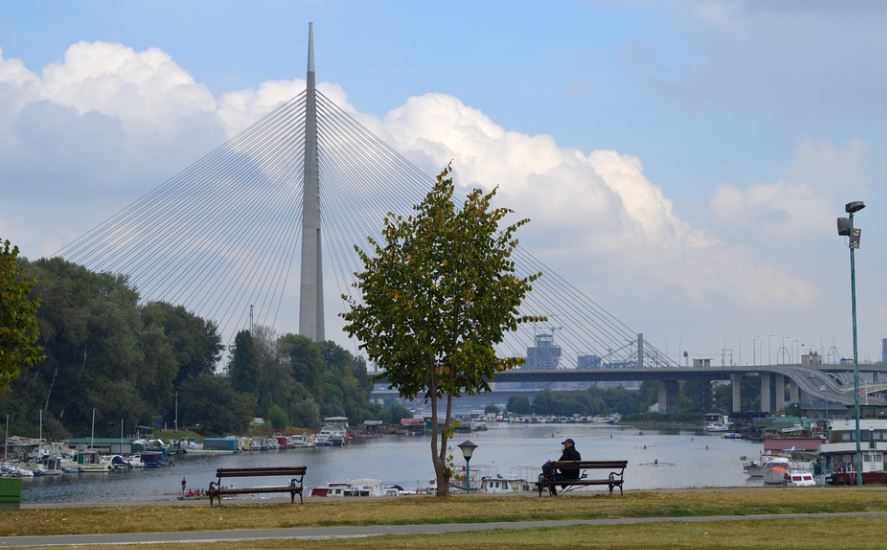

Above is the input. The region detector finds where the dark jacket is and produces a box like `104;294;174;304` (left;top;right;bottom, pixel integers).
559;446;582;480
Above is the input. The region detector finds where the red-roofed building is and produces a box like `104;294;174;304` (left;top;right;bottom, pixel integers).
763;438;821;453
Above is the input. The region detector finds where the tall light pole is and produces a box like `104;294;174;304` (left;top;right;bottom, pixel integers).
737;337;742;365
458;440;478;494
838;200;865;486
768;334;774;365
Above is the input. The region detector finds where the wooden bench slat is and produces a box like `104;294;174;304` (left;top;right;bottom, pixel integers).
216;468;308;477
552;461;627;469
536;459;627;497
213;486;300;495
537;480;622;486
209;466;307;505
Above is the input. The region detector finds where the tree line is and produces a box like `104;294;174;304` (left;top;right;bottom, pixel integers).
0;255;395;439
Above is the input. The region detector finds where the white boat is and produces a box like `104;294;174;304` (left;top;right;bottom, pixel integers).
765;461;815;486
319;417;349;446
76;450;111;473
784;470;816;487
705;424;730;433
179;440;236;456
108;455;131;471
0;463;35;478
704;413;731;432
310;479;405;497
742;453;789;478
287;434;316;448
35;455;64;476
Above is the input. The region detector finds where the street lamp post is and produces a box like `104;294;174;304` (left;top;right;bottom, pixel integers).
458;440;478;495
768;334;774;365
838;200;865;487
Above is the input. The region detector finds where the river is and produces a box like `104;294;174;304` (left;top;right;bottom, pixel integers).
19;423;764;505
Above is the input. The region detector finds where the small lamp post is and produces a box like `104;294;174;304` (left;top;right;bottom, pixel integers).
837;200;865;487
458;440;478;495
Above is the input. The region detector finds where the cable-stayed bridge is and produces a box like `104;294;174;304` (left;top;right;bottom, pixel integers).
58;24;677;374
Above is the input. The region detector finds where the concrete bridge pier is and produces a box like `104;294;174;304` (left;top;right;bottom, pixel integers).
788;380;800;404
760;373;772;413
730;374;742;413
774;374;786;411
658;380;680;413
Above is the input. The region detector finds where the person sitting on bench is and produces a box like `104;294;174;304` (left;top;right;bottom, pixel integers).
541;438;582;495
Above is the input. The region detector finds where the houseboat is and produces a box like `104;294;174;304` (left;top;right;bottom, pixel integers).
822;419;887;484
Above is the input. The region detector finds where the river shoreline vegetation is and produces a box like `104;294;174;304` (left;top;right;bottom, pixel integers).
0;255;407;440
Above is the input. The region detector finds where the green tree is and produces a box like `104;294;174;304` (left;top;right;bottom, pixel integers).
0;239;42;389
141;301;222;388
342;165;541;496
24;257;143;435
228;330;259;394
267;403;289;429
506;395;531;414
378;402;411;424
179;373;250;435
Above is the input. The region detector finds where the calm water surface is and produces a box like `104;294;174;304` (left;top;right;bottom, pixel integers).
20;423;764;504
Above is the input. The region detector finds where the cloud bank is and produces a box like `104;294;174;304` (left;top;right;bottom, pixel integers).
0;40;854;356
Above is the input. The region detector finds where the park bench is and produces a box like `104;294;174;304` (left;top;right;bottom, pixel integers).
535;460;627;496
207;466;307;506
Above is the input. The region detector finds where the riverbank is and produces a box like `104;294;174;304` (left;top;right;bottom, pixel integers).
6;487;887;537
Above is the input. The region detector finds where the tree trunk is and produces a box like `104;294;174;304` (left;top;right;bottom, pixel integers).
428;358;449;496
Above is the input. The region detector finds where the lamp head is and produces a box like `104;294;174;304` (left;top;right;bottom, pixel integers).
458;440;478;460
845;201;866;214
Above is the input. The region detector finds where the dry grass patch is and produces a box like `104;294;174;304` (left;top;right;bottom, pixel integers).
5;487;887;537
28;516;887;549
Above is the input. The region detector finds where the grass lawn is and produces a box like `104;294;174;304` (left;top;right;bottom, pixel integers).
4;487;887;537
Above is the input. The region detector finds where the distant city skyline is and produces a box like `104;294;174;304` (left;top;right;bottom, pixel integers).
1;2;884;361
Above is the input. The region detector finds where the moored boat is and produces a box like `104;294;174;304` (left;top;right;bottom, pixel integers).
311;479;405;497
479;476;530;494
76;450;111;473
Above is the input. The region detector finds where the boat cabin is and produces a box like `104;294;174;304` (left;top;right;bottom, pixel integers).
479;477;530;494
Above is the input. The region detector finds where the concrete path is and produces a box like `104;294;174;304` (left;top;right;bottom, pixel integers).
4;511;887;547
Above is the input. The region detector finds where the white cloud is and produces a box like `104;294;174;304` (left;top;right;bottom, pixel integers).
708;140;867;242
375;92;814;310
0;40;836;352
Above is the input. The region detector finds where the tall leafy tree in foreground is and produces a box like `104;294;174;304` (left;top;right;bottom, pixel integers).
0;239;42;389
343;165;541;496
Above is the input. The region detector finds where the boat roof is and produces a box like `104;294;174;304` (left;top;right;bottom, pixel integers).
763;438;821;452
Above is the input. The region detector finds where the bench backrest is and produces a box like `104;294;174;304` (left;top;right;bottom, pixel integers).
553;460;627;470
216;467;307;478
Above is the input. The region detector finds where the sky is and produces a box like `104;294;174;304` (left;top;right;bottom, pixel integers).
1;0;885;363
